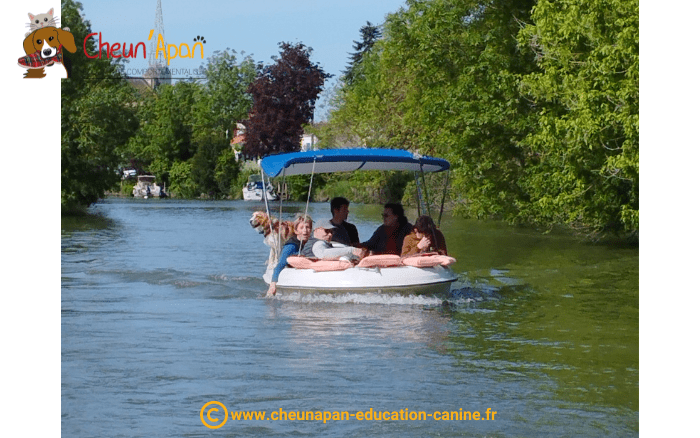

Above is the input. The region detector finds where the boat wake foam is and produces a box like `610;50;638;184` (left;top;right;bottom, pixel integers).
272;291;446;306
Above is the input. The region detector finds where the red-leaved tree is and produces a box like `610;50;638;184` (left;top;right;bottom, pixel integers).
243;42;331;157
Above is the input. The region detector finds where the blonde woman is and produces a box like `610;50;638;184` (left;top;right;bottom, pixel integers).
266;214;313;296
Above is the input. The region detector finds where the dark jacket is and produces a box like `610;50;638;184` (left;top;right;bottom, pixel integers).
362;222;413;256
299;238;325;258
330;220;360;246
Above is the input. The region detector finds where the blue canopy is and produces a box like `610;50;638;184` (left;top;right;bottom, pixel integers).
260;148;450;177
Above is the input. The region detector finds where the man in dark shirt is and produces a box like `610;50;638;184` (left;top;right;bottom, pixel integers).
329;197;360;246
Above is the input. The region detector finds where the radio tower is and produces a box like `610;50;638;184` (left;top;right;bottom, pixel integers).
145;0;171;88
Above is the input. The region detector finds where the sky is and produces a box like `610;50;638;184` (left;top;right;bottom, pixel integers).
78;0;407;75
76;0;408;119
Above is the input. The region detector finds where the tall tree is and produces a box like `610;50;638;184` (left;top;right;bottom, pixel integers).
391;0;539;220
61;0;139;212
518;0;639;236
125;81;202;185
343;21;382;86
243;42;331;157
323;0;638;238
198;49;257;138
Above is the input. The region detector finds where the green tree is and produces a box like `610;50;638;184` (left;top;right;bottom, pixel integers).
190;133;231;197
61;0;139;213
186;49;255;197
322;0;638;238
198;49;257;137
380;0;539;217
124;81;201;186
214;147;240;195
325;0;539;210
518;0;639;237
323;45;421;149
342;21;382;86
168;160;196;198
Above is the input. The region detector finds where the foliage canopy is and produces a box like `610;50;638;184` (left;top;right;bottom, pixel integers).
342;21;382;86
61;0;139;213
243;42;331;157
319;0;638;238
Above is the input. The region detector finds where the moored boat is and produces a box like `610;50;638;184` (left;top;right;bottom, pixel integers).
132;175;162;199
243;174;279;201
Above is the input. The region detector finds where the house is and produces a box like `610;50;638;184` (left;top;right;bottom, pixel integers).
231;123;247;161
231;123;320;158
301;133;318;152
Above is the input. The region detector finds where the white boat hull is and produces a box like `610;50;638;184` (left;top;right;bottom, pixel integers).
263;265;457;295
133;183;161;198
243;188;278;201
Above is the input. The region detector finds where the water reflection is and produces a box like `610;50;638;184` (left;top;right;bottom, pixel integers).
266;296;452;348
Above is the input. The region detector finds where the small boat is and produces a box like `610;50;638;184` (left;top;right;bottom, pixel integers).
243;174;279;201
132;175;161;199
262;258;457;295
257;148;458;295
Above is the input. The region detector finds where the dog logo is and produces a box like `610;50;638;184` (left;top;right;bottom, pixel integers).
19;25;76;79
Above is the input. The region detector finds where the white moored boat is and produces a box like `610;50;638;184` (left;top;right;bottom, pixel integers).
258;148;458;295
243;174;279;201
132;175;162;199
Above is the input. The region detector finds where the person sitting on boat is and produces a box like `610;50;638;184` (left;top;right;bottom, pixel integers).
303;219;366;260
267;214;313;296
329;197;360;246
401;215;448;257
361;203;413;256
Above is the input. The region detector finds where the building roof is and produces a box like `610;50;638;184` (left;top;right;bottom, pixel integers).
231;134;245;145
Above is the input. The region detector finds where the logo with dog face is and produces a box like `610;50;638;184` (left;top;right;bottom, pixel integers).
18;8;76;79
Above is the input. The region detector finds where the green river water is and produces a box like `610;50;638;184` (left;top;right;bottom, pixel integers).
60;199;638;436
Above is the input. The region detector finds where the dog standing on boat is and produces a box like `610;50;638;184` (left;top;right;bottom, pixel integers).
249;211;295;267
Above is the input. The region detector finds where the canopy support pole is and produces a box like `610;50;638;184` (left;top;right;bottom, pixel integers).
260;167;274;237
437;170;449;228
414;172;424;217
278;169;286;259
420;164;433;219
299;157;317;255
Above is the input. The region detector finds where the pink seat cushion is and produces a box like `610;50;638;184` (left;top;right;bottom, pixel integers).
401;254;456;267
357;254;402;268
286;256;353;272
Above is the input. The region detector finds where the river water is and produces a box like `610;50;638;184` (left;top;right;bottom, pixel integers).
61;198;638;437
